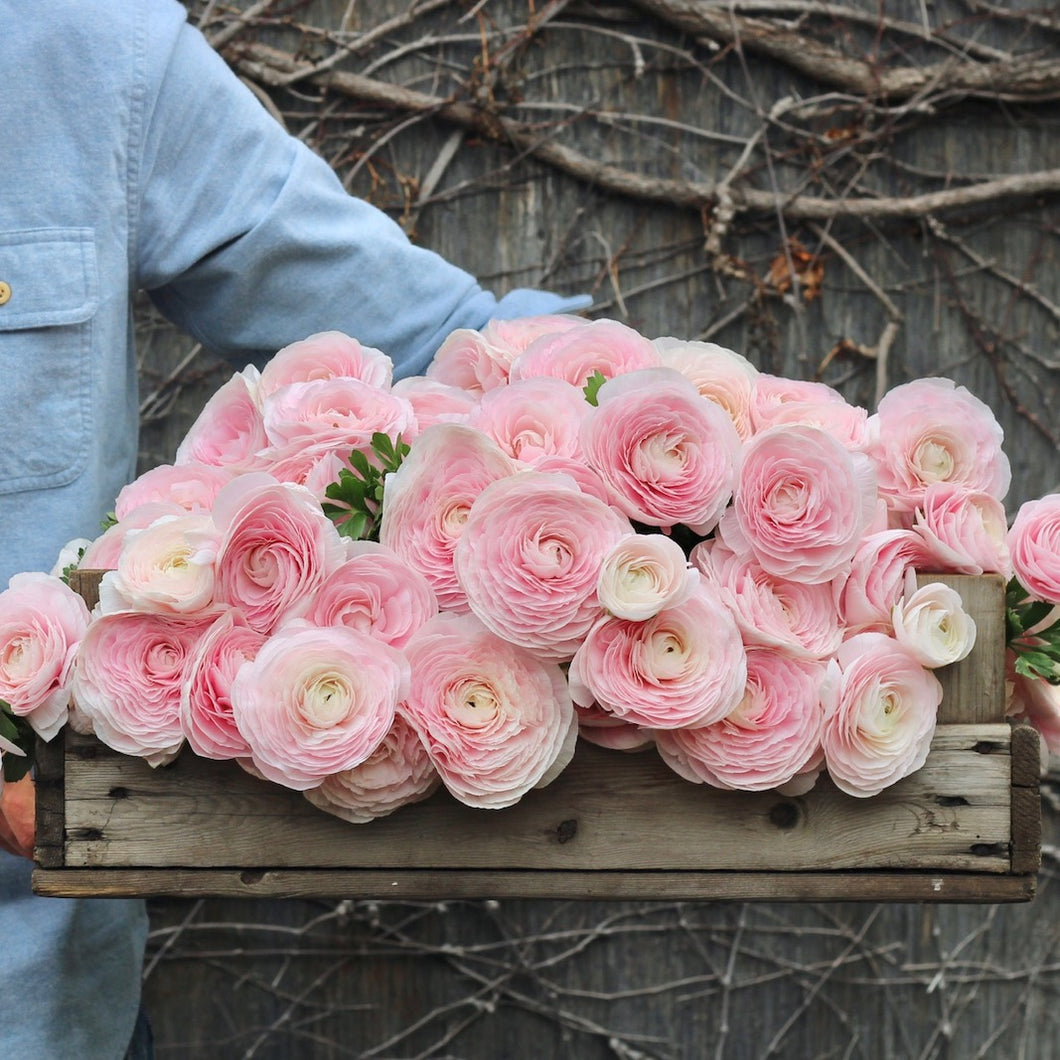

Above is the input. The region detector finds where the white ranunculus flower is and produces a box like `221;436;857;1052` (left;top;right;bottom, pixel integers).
891;581;976;669
597;534;698;621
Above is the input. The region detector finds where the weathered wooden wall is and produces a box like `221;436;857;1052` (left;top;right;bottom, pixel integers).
132;1;1060;1056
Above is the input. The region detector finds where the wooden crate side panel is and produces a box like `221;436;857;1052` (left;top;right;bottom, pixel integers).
59;726;1013;874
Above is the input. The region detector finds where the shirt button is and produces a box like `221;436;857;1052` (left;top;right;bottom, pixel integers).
0;282;10;305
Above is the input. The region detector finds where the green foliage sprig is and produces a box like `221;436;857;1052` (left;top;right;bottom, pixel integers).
321;433;410;542
582;370;606;407
1006;577;1060;683
0;704;34;783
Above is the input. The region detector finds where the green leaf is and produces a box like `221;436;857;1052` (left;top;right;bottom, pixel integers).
583;371;607;407
0;707;35;783
99;511;118;531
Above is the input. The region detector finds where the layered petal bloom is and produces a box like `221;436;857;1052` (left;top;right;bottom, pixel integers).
510;319;661;387
574;703;655;752
114;462;233;519
79;502;186;571
0;573;91;741
568;580;747;729
230;623;409;790
175;366;269;471
597;534;698;621
822;633;942;797
304;714;440;823
427;328;513;393
454;472;632;661
719;425;878;583
655;650;827;790
581;368;741;534
379;424;518;611
913;483;1011;576
179;609;265;760
70;611;214;765
212;474;347;634
891;580;977;669
752;375;869;450
839;529;936;631
258;330;393;397
391;376;477;430
1009;493;1060;604
868;377;1010;514
302;540;438;649
401;613;577;808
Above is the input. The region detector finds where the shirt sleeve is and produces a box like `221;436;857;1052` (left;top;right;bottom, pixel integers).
133;5;589;379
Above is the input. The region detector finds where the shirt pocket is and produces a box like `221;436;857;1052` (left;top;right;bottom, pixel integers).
0;229;98;495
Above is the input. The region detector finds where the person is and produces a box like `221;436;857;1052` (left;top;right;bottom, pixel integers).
0;2;588;1055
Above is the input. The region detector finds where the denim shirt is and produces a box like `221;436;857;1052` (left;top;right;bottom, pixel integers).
0;2;587;1054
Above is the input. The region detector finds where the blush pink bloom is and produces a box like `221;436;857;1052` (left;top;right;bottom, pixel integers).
839;529;936;630
510;319;661;387
258;442;348;499
822;632;942;797
574;703;655;752
568;580;747;729
654;650;827;791
752;375;869;449
212;473;347;634
98;514;220;616
597;534;698;621
529;456;616;505
718;425;878;583
391;376;477;430
304;714;440;823
180;609;265;760
427;328;512;393
891;579;977;669
401;613;577;809
1009;494;1060;604
114;462;233;519
258;330;393;397
582;368;741;534
469;377;591;464
868;377;1010;515
654;337;758;440
261;377;415;452
913;483;1011;576
230;623;409;790
454;472;633;661
693;539;842;660
0;573;91;741
379;424;518;612
175;367;269;471
70;611;214;765
303;540;438;649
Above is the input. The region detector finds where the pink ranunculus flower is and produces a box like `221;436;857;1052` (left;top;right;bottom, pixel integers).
211;473;347;634
175;366;270;471
693;539;842;660
70;611;214;765
597;534;698;621
0;573;91;741
114;462;234;520
481;314;588;360
868;377;1010;515
509;319;661;387
654;650;827;791
304;714;441;824
913;483;1011;576
891;579;977;669
529;456;617;505
98;514;220;616
230;623;409;791
654;337;758;440
838;529;936;631
390;376;477;430
427;328;510;393
574;703;655;752
568;580;747;729
257;441;348;499
718;424;878;584
401;612;577;809
582;368;741;534
261;377;415;452
258;330;393;398
79;502;186;571
303;540;438;649
454;472;633;661
822;632;942;797
469;376;591;465
1009;493;1060;604
751;374;869;449
180;609;265;760
379;424;519;612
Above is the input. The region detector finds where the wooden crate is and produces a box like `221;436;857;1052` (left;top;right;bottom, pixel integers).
32;573;1041;902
